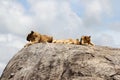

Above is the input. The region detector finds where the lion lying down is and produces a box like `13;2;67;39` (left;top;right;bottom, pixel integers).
25;31;94;47
52;39;80;45
53;36;94;46
80;36;94;46
25;31;53;47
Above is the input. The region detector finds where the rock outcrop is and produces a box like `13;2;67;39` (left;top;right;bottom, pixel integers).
0;43;120;80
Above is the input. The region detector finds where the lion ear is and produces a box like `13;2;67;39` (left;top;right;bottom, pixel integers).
89;36;91;38
31;31;34;34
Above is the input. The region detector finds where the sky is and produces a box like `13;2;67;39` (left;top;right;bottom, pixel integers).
0;0;120;75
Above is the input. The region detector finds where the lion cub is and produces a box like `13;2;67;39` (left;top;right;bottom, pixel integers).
52;39;80;45
80;36;94;46
25;31;53;47
66;39;80;45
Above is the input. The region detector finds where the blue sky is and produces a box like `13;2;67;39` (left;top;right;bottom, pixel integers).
0;0;120;75
18;0;30;11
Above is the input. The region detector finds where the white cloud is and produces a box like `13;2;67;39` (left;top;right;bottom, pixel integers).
0;63;6;75
109;22;120;32
0;63;6;70
0;45;19;75
0;0;33;35
94;34;114;46
27;0;83;39
0;0;119;76
81;0;112;16
0;34;25;48
79;0;112;26
93;31;120;48
0;33;26;75
0;0;84;75
30;1;57;21
0;0;113;38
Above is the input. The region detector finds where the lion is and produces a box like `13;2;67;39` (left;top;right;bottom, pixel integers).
52;38;80;45
25;31;53;47
52;39;65;44
63;39;80;45
80;36;94;46
70;39;80;45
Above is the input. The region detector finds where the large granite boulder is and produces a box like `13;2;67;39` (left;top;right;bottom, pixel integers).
1;43;120;80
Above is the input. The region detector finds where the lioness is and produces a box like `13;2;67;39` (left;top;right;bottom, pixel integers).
25;31;53;47
52;39;80;45
80;36;94;46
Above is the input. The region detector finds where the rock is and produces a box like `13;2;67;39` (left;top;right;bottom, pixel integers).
0;43;120;80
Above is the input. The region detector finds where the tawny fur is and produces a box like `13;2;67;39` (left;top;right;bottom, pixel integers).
25;31;53;47
80;36;94;46
52;39;80;45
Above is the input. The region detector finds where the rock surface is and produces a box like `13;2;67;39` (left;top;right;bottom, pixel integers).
0;43;120;80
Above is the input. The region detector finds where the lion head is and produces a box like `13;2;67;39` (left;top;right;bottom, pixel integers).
26;31;36;41
80;36;91;44
84;36;91;43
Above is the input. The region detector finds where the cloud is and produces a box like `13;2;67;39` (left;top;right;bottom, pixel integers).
0;34;25;48
0;0;113;38
0;0;120;76
0;45;18;75
0;33;25;75
79;0;112;27
94;33;115;46
109;22;120;32
0;0;84;38
0;0;83;75
0;63;6;75
26;0;84;39
0;0;33;36
93;30;120;48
